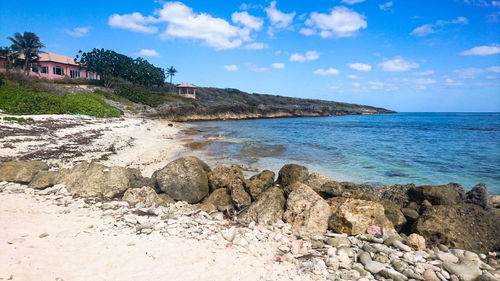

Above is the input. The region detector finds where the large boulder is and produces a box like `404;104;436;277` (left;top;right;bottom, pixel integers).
244;170;275;201
155;156;211;204
0;160;49;183
304;173;331;194
200;188;233;212
341;182;378;196
318;180;344;199
465;183;488;209
328;198;397;236
229;179;251;210
414;204;500;252
378;184;415;207
28;170;63;189
408;183;465;205
276;164;308;188
283;183;331;237
57;161;131;199
207;165;244;191
122;186;174;207
239;186;286;225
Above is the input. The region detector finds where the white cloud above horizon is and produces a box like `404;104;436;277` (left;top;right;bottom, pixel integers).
224;65;239;71
232;11;264;30
108;13;158;33
271;63;285;69
411;16;468;37
454;67;484;79
348;62;372;71
341;0;365;4
486;66;500;72
313;68;340;75
303;6;367;38
249;63;267;72
413;70;435;76
138;49;159;57
460;45;500;55
289;50;320;62
66;27;91;37
378;56;419;72
243;42;268;50
265;1;295;29
379;2;393;11
347;74;359;79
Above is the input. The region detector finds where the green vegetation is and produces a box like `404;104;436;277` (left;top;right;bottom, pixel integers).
7;32;45;74
3;116;34;122
0;80;122;117
114;84;164;107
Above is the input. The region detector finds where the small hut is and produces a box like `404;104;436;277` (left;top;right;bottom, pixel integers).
177;83;197;99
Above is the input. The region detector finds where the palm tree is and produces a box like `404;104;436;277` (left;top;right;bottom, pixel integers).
8;32;45;74
0;46;18;71
167;66;177;90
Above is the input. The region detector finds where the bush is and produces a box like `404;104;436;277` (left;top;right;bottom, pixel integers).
3;116;34;122
52;76;104;86
114;84;164;107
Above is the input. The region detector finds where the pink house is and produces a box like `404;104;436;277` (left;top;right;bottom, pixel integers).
177;83;197;99
0;52;99;80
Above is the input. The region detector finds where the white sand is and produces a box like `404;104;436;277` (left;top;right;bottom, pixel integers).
0;191;307;281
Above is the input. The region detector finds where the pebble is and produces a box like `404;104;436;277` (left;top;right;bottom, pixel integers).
326;236;351;247
423;269;440;281
380;268;409;281
437;252;459;263
358;251;372;265
393;240;412;252
364;260;385;274
39;232;49;238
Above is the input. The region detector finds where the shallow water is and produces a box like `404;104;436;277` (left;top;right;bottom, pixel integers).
191;113;500;194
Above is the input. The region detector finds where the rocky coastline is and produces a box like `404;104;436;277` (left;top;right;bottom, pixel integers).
1;158;499;281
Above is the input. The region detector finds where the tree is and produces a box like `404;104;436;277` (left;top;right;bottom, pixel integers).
8;32;45;74
167;66;177;90
0;46;18;71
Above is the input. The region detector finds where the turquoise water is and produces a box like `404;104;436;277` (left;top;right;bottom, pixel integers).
191;113;500;194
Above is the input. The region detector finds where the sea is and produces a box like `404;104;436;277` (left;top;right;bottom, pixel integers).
189;112;500;194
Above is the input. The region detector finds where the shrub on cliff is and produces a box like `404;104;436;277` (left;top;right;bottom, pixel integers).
114;84;164;107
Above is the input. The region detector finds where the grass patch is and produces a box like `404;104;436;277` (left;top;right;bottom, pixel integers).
3;116;34;122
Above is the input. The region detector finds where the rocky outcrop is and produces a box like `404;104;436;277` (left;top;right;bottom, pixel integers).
304;173;331;194
122;186;174;207
57;161;131;199
229;179;251;210
408;183;465;205
0;160;49;183
341;182;378;196
318;180;344;198
200;188;233;212
239;186;286;225
276;164;308;189
414;204;500;252
283;184;331;237
465;183;488;209
207;165;244;191
328;198;397;236
155;156;211;204
378;184;415;207
244;170;275;201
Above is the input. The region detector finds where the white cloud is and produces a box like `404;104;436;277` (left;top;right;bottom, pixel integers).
414;78;436;89
378;56;419;72
243;42;268;50
411;16;468;37
289;50;320;62
249;64;267;72
232;11;264;30
66;26;90;37
379;2;393;11
413;70;435;76
108;12;158;33
444;78;463;86
313;68;340;75
265;1;295;29
299;28;315;36
138;49;159;57
304;6;367;38
352;82;361;87
347;74;359;79
460;45;500;56
486;66;500;73
341;0;365;4
348;62;372;71
454;68;484;79
271;63;285;69
224;65;239;71
368;81;385;90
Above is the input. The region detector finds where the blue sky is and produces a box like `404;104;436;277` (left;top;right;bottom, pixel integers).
1;0;499;112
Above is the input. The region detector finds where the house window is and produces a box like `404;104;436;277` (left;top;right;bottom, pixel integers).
53;66;64;76
70;70;80;78
89;73;95;80
41;66;48;74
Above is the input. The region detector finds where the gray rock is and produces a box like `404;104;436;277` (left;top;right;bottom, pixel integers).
465;183;488;209
358;251;372;265
443;261;482;281
319;180;344;198
437;252;459;263
207;165;244;191
326;236;351;248
477;270;499;281
303;172;331;194
238;186;285;225
0;160;49;183
244;170;275;201
122;186;174;207
364;261;385;274
402;207;420;221
423;269;440;281
155;157;210;204
393;240;412;252
229;179;251;210
380;268;409;281
276;164;308;188
28;170;60;189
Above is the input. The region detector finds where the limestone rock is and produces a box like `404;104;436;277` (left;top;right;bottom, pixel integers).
443;261;482;281
155;156;210;204
276;164;308;188
128;168;158;193
341;182;378;196
244;170;275;201
414;204;500;252
328;198;397;236
401;207;420;221
303;172;331;194
28;170;61;189
0;160;49;183
408;183;465;205
407;233;426;251
229;179;251;210
200;188;233;212
122;186;174;207
378;184;415;207
465;183;488;209
58;161;131;199
283;183;331;236
238;186;285;225
319;180;344;198
207;165;244;191
489;195;500;209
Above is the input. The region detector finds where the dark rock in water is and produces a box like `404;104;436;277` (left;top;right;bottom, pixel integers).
155;156;211;204
207;165;244;191
239;186;285;225
414;204;500;252
341;182;378;196
408;183;465;205
240;144;286;158
244;170;275;201
0;160;49;183
465;183;488;209
384;171;408;177
276;164;309;188
229;179;251;210
378;184;415;208
319;181;344;198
